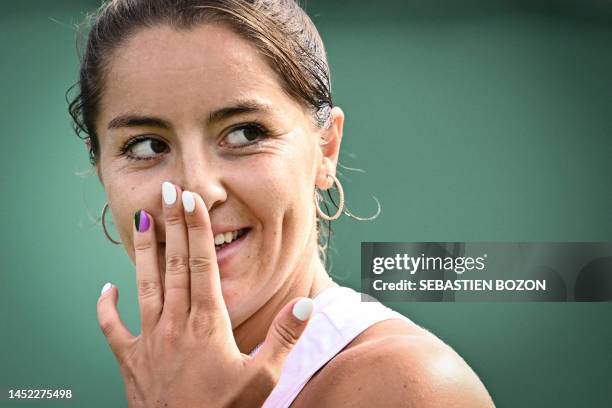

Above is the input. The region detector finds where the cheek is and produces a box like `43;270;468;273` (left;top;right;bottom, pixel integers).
239;147;316;255
239;156;310;222
246;139;315;209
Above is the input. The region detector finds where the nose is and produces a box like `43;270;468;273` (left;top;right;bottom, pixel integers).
175;143;227;212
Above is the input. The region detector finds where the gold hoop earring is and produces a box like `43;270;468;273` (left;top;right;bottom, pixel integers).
315;173;345;221
101;202;122;245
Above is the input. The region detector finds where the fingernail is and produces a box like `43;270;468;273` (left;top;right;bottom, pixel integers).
134;209;150;232
101;282;113;295
182;191;196;213
292;298;314;321
162;181;177;206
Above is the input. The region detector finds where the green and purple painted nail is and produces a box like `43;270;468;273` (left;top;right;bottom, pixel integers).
134;210;150;233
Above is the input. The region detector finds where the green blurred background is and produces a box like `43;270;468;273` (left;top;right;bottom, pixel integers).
1;0;610;406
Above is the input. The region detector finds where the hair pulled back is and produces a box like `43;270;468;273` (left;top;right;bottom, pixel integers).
67;0;333;166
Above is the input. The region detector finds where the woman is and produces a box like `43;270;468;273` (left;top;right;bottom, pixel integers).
69;0;494;406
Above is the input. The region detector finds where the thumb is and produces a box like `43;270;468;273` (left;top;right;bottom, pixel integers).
253;297;314;379
96;283;134;362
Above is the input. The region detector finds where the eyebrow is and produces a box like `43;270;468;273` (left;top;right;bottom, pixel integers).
107;98;276;130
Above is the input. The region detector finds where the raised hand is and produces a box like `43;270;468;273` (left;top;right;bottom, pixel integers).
96;182;314;407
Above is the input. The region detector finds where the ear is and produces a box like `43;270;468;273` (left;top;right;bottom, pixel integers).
315;106;345;189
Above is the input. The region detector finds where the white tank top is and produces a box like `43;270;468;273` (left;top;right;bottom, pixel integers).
250;285;412;408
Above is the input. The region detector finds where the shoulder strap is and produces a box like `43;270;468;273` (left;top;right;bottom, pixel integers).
262;286;410;408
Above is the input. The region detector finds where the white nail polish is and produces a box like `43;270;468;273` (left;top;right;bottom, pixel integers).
292;298;314;321
182;191;196;213
101;282;113;295
162;181;177;205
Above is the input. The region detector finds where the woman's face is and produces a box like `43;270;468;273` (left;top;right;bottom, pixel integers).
94;24;342;326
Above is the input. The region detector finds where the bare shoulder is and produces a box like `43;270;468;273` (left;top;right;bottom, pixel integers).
291;318;495;408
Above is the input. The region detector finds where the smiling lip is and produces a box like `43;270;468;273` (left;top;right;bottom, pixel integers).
158;226;249;245
158;227;250;269
211;225;249;237
215;228;249;268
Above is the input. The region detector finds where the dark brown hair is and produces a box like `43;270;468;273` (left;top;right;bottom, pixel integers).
67;0;340;266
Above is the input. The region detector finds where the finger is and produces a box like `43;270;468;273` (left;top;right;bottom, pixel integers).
133;209;163;333
97;283;135;362
182;191;226;315
161;181;190;318
253;297;314;380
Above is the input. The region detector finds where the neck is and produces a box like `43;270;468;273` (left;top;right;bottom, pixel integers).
233;249;337;355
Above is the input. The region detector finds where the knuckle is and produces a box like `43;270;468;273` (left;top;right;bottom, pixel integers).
188;314;216;337
270;321;298;351
164;214;184;226
99;320;115;338
191;297;223;318
186;219;207;231
160;322;182;345
257;363;280;389
166;255;188;275
137;279;161;299
189;256;213;274
134;241;153;252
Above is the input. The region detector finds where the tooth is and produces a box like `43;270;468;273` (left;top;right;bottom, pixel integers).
214;234;225;245
232;230;238;239
224;232;233;243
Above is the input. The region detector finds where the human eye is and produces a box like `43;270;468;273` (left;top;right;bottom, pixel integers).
119;136;169;161
222;122;271;148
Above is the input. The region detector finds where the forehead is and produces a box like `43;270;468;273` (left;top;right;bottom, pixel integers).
99;24;295;123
